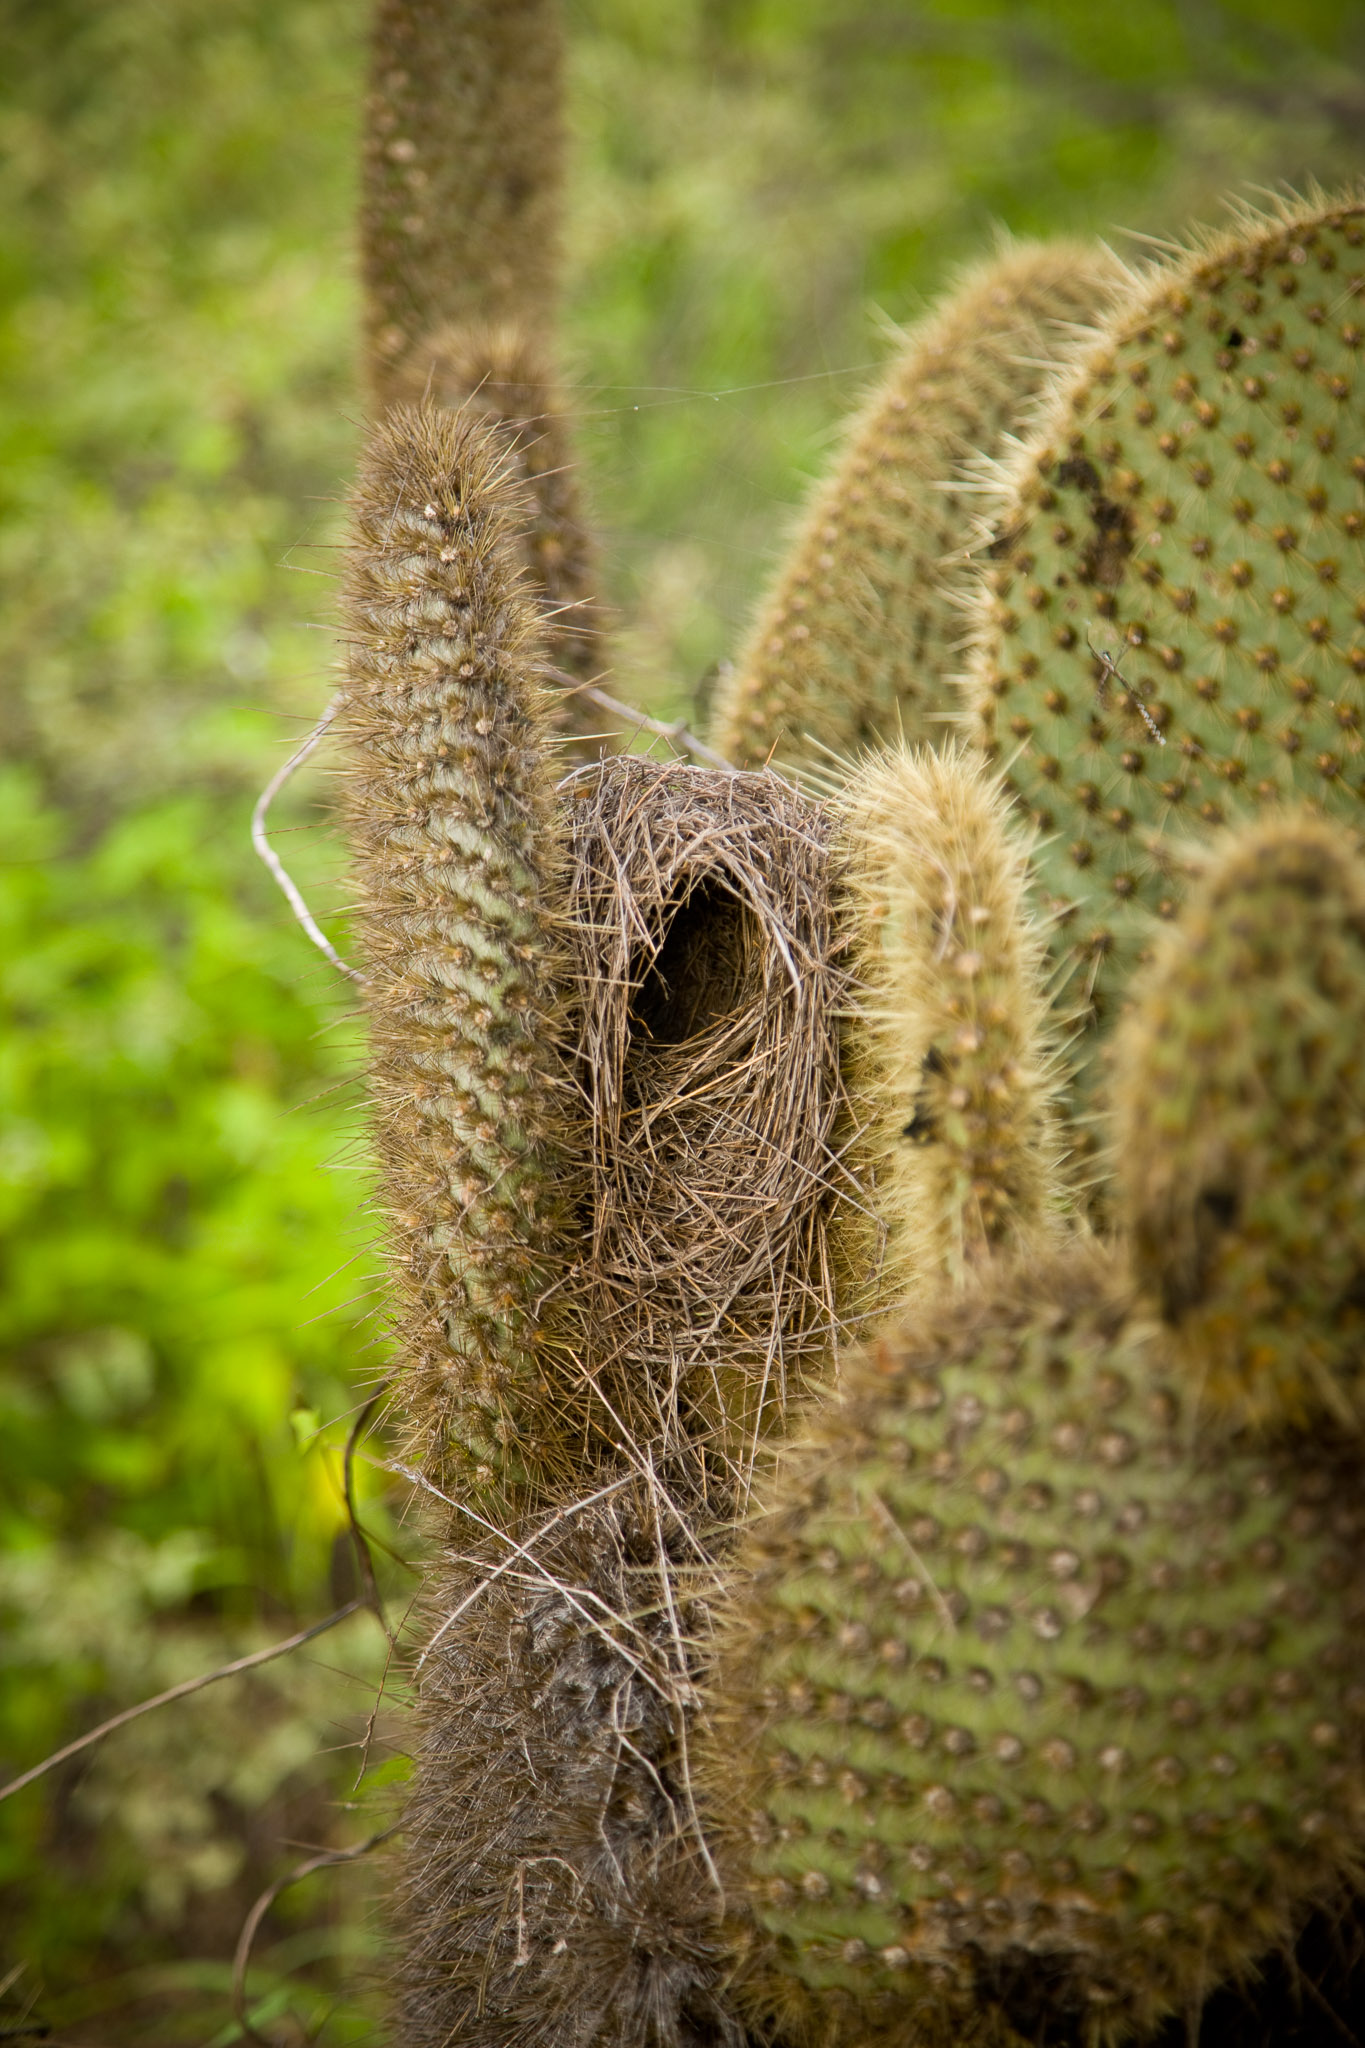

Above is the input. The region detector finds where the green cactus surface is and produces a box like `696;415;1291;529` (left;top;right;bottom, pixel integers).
837;744;1066;1323
340;402;575;1502
965;190;1365;1131
710;239;1123;773
715;1240;1365;2046
1115;812;1365;1433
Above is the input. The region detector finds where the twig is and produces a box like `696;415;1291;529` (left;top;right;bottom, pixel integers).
252;678;734;990
547;668;734;772
645;1453;724;1903
231;1827;396;2047
251;695;367;984
0;1602;366;1804
343;1390;395;1647
399;1467;636;1670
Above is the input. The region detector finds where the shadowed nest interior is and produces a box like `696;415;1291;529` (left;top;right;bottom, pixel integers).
557;755;852;1506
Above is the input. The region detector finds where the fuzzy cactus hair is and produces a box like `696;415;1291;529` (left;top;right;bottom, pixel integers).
340;401;575;1505
835;744;1068;1327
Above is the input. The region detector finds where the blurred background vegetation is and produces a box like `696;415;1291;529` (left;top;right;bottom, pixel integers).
0;1;1361;2039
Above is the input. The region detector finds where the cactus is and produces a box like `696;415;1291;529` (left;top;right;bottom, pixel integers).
709;240;1125;774
362;0;565;400
713;816;1365;2048
964;189;1365;1134
362;0;605;730
340;12;1365;2035
339;401;575;1502
836;744;1067;1322
1114;813;1365;1433
393;1483;736;2048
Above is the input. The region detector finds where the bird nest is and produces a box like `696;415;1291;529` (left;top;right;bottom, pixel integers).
557;755;851;1508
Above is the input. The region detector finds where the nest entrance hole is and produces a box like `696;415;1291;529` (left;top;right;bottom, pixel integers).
630;877;757;1048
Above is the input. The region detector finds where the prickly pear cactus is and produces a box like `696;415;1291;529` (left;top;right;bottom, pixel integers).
836;744;1066;1318
1115;813;1365;1432
965;190;1365;1117
711;240;1123;773
715;1243;1365;2046
713;812;1365;2047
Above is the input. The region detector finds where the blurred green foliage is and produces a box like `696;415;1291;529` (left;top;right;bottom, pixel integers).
0;0;1359;2039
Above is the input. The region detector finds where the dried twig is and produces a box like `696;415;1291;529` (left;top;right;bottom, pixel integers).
556;755;850;1494
0;1602;366;1804
373;1459;636;1670
250;679;734;992
231;1826;396;2046
343;1389;395;1646
547;667;734;771
251;694;367;984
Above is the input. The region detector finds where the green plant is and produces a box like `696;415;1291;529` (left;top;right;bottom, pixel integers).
339;5;1365;2034
1114;813;1365;1432
711;239;1124;773
964;188;1365;1137
340;407;571;1500
714;810;1365;2047
362;0;604;713
834;743;1065;1312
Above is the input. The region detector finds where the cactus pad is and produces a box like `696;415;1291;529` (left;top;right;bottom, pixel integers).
966;190;1365;1113
717;1245;1365;2043
1115;811;1365;1432
711;240;1123;772
837;745;1066;1319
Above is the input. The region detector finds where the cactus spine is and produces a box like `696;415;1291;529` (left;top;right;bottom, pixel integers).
837;745;1067;1322
1114;813;1365;1433
340;403;572;1501
965;190;1365;1130
710;240;1124;773
363;0;605;732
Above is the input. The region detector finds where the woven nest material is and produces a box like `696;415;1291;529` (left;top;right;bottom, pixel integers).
557;755;851;1504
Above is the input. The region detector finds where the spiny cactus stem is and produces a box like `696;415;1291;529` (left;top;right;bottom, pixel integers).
341;402;573;1502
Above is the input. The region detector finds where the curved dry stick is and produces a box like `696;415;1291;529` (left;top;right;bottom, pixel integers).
231;1827;397;2046
251;694;366;985
0;1602;365;1805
